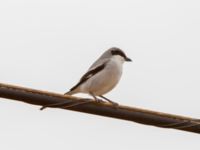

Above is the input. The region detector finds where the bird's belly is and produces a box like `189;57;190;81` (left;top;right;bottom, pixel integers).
81;61;122;95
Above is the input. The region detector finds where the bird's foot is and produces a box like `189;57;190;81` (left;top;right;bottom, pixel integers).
109;101;119;107
99;95;119;107
95;98;104;103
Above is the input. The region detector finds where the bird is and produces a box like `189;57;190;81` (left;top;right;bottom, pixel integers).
64;47;132;105
40;47;131;110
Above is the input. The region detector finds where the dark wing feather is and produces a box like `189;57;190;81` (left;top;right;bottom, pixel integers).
70;62;106;91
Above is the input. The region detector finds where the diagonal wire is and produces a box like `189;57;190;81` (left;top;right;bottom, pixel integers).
0;82;200;134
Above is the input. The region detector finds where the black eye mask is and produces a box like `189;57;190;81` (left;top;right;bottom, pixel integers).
111;50;127;59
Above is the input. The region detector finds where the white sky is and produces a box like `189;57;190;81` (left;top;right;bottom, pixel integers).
0;0;200;149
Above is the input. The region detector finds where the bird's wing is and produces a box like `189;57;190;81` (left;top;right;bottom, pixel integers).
88;58;109;71
69;60;108;91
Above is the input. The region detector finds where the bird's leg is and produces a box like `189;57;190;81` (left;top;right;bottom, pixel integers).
99;95;119;106
89;93;103;103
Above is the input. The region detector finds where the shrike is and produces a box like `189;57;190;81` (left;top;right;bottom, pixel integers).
65;47;132;105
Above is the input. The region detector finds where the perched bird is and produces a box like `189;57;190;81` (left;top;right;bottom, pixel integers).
40;47;131;110
65;47;132;105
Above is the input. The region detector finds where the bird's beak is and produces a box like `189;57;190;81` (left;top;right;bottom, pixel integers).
125;57;132;62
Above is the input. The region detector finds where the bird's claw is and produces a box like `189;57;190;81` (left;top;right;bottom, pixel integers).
95;98;104;103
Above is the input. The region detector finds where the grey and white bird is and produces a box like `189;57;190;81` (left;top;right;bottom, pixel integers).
64;47;132;105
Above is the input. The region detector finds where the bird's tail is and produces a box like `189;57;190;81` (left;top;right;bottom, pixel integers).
64;90;77;95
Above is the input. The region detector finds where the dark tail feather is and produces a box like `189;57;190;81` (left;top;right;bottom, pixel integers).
64;90;77;95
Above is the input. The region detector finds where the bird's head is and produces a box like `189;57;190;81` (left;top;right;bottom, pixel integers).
98;47;132;64
110;47;132;63
97;47;132;64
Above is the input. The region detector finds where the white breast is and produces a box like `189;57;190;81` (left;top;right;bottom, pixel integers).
80;55;124;95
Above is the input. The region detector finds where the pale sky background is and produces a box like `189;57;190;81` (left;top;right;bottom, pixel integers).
0;0;200;149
